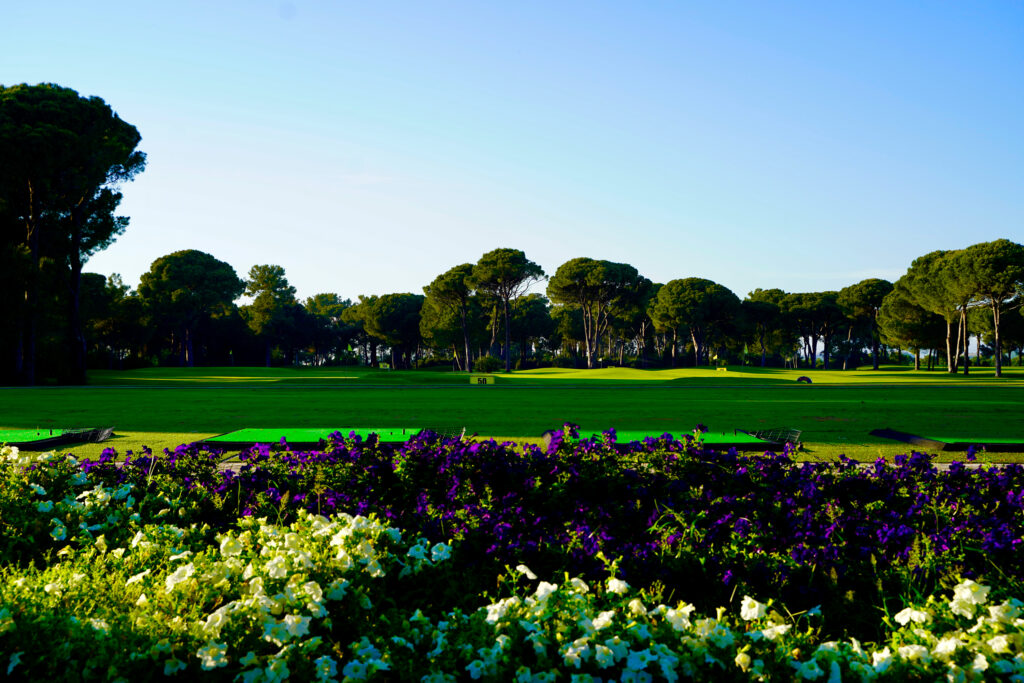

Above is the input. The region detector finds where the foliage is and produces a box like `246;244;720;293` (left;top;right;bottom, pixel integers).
4;438;1024;680
0;83;145;385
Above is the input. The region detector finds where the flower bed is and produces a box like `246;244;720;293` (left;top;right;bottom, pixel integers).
2;428;1023;680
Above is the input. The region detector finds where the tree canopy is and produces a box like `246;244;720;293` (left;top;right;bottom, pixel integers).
469;249;544;372
0;83;144;384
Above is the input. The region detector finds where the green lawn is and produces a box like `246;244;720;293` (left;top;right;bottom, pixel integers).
2;364;1023;462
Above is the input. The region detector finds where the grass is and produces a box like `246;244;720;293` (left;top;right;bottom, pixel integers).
2;364;1023;462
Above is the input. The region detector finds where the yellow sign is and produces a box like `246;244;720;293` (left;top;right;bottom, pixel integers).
470;375;495;385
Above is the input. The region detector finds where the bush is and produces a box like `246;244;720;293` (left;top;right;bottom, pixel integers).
472;355;502;373
552;355;577;368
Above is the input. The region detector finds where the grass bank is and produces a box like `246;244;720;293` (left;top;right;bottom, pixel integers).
1;365;1022;462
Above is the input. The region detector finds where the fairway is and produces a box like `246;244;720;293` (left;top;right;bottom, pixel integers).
1;365;1023;461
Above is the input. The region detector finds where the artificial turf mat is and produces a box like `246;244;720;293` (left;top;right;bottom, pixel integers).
0;428;70;442
203;427;421;446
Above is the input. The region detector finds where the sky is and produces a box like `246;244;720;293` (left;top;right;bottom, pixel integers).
4;2;1023;303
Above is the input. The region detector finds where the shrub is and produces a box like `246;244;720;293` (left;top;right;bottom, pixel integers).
472;355;502;373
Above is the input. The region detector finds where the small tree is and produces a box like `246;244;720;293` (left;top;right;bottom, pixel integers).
468;249;544;372
837;278;894;370
242;265;298;367
962;239;1024;378
423;264;476;371
547;258;643;369
138;250;244;366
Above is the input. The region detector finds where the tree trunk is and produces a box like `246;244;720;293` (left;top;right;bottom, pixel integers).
960;309;969;376
502;298;512;372
66;205;88;384
759;327;767;367
460;307;472;373
992;302;1003;377
871;311;880;370
264;338;272;367
914;348;920;370
946;319;954;374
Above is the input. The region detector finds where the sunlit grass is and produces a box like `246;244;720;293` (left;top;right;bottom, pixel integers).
3;364;1022;462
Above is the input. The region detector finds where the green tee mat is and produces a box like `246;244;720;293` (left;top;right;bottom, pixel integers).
869;428;1024;452
0;427;114;450
202;427;421;448
555;429;792;451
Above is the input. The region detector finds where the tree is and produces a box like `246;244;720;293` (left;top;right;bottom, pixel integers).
743;289;788;367
304;293;355;366
511;293;554;367
342;296;380;367
362;293;424;369
837;279;894;370
961;240;1024;378
651;278;740;367
138;251;244;367
423;264;476;372
902;250;967;373
878;280;946;370
468;249;545;372
242;265;298;367
0;83;145;384
546;258;643;369
782;291;843;369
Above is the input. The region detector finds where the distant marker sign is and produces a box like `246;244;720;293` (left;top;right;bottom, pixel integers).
470;375;495;385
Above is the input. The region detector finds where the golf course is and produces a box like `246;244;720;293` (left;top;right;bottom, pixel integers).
3;364;1022;462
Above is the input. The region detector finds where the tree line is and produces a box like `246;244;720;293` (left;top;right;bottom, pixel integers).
35;240;1024;383
3;84;1023;384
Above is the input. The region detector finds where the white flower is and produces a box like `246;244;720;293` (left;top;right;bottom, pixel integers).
265;657;290;682
664;603;695;631
987;635;1011;653
314;655;337;681
197;642;229;670
972;653;989;673
988;601;1022;624
165;563;195;591
7;652;23;676
932;636;959;657
49;519;67;541
431;542;451;562
594;645;615;668
36;500;53;513
283;614;310;639
627;598;647;617
204;609;229;637
760;623;791;640
897;644;930;663
265;555;288;579
740;596;767;621
592;610;616;631
220;535;244;557
516;564;538;580
735;652;752;672
164;658;187;675
303;581;324;602
88;618;110;634
871;647;892;673
343;659;368;680
793;659;824;680
893;607;930;625
607;577;630;595
953;580;991;608
535;581;558;601
126;569;150;586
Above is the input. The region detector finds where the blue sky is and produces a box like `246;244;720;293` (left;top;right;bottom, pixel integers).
4;2;1022;302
